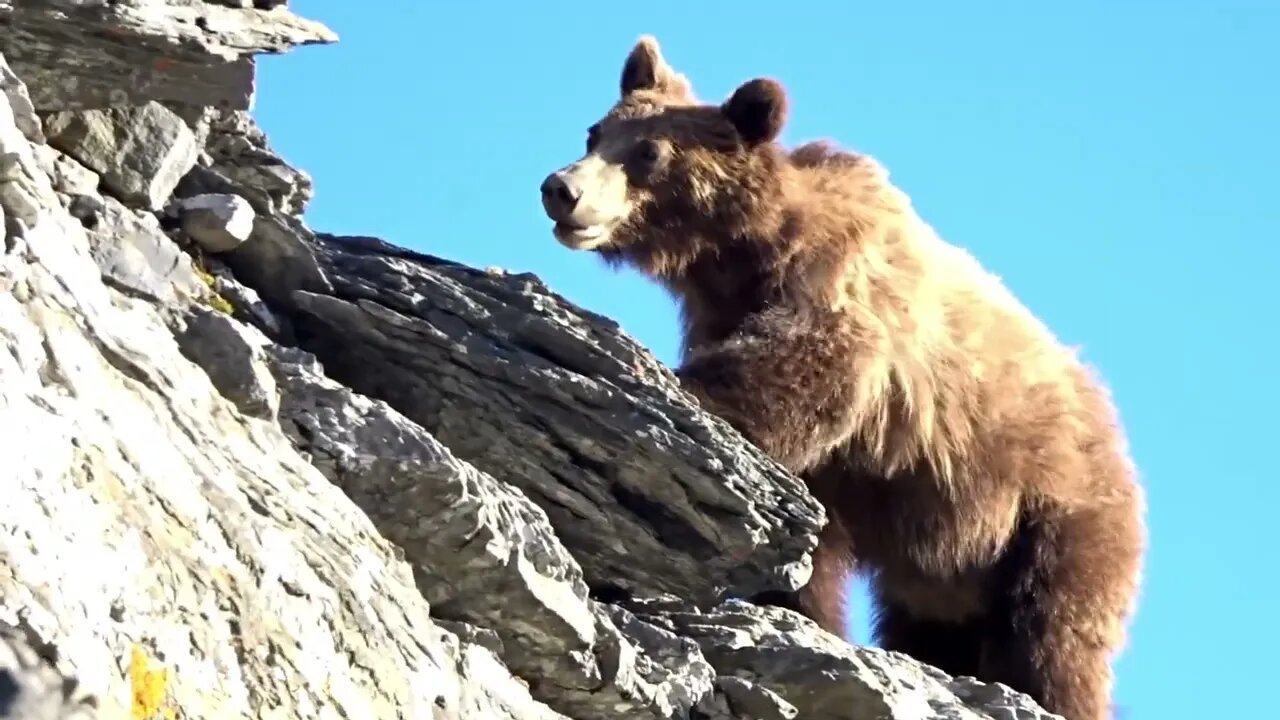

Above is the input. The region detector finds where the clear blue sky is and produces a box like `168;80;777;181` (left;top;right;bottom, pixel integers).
257;3;1278;718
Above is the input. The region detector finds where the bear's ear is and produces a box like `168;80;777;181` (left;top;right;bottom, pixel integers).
722;78;789;146
620;35;696;101
621;35;666;96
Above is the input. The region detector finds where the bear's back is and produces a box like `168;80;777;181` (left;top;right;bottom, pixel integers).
782;150;1115;499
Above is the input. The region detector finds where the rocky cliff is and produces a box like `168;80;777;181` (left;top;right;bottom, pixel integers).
0;3;1061;719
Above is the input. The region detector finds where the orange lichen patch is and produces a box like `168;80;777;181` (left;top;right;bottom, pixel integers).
128;644;176;720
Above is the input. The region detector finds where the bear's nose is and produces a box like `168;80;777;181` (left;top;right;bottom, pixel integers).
540;172;582;219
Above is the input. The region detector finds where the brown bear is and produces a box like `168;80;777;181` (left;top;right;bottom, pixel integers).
538;36;1145;720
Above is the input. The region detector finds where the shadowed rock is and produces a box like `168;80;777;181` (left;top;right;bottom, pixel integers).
0;622;96;720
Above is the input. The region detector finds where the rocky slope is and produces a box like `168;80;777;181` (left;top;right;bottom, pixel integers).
0;3;1061;719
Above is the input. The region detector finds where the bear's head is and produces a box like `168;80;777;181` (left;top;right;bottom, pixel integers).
539;36;793;277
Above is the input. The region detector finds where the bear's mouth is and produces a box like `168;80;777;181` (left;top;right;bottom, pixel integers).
553;221;614;251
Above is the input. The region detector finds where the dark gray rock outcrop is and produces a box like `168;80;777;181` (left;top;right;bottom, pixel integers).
0;3;1064;719
275;232;825;606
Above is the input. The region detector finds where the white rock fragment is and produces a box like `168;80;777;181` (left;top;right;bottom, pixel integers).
179;192;256;253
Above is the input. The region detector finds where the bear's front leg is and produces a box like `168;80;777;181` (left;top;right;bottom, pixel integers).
675;307;863;640
674;307;861;475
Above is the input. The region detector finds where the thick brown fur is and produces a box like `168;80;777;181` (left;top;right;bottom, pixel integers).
539;36;1145;720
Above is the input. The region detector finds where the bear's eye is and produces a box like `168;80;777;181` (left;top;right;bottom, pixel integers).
586;125;601;153
632;139;662;166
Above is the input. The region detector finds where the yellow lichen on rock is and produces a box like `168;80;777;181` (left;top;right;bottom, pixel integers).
129;644;176;720
190;252;236;315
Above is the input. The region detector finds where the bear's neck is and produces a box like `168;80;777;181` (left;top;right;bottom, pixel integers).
672;243;774;354
670;224;835;360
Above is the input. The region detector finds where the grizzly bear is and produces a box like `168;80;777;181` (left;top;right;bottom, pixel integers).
538;36;1145;720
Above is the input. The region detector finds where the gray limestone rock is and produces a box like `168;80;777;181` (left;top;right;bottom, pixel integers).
715;676;798;720
226;211;334;309
275;231;825;606
43;102;199;210
175;305;279;420
0;0;337;112
200;255;293;342
83;194;205;304
169;107;315;216
64;194;103;228
267;344;718;719
0;54;40;143
628;598;1066;720
0;50;568;720
0;621;97;720
0;80;57;230
0;153;44;230
46;150;99;198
